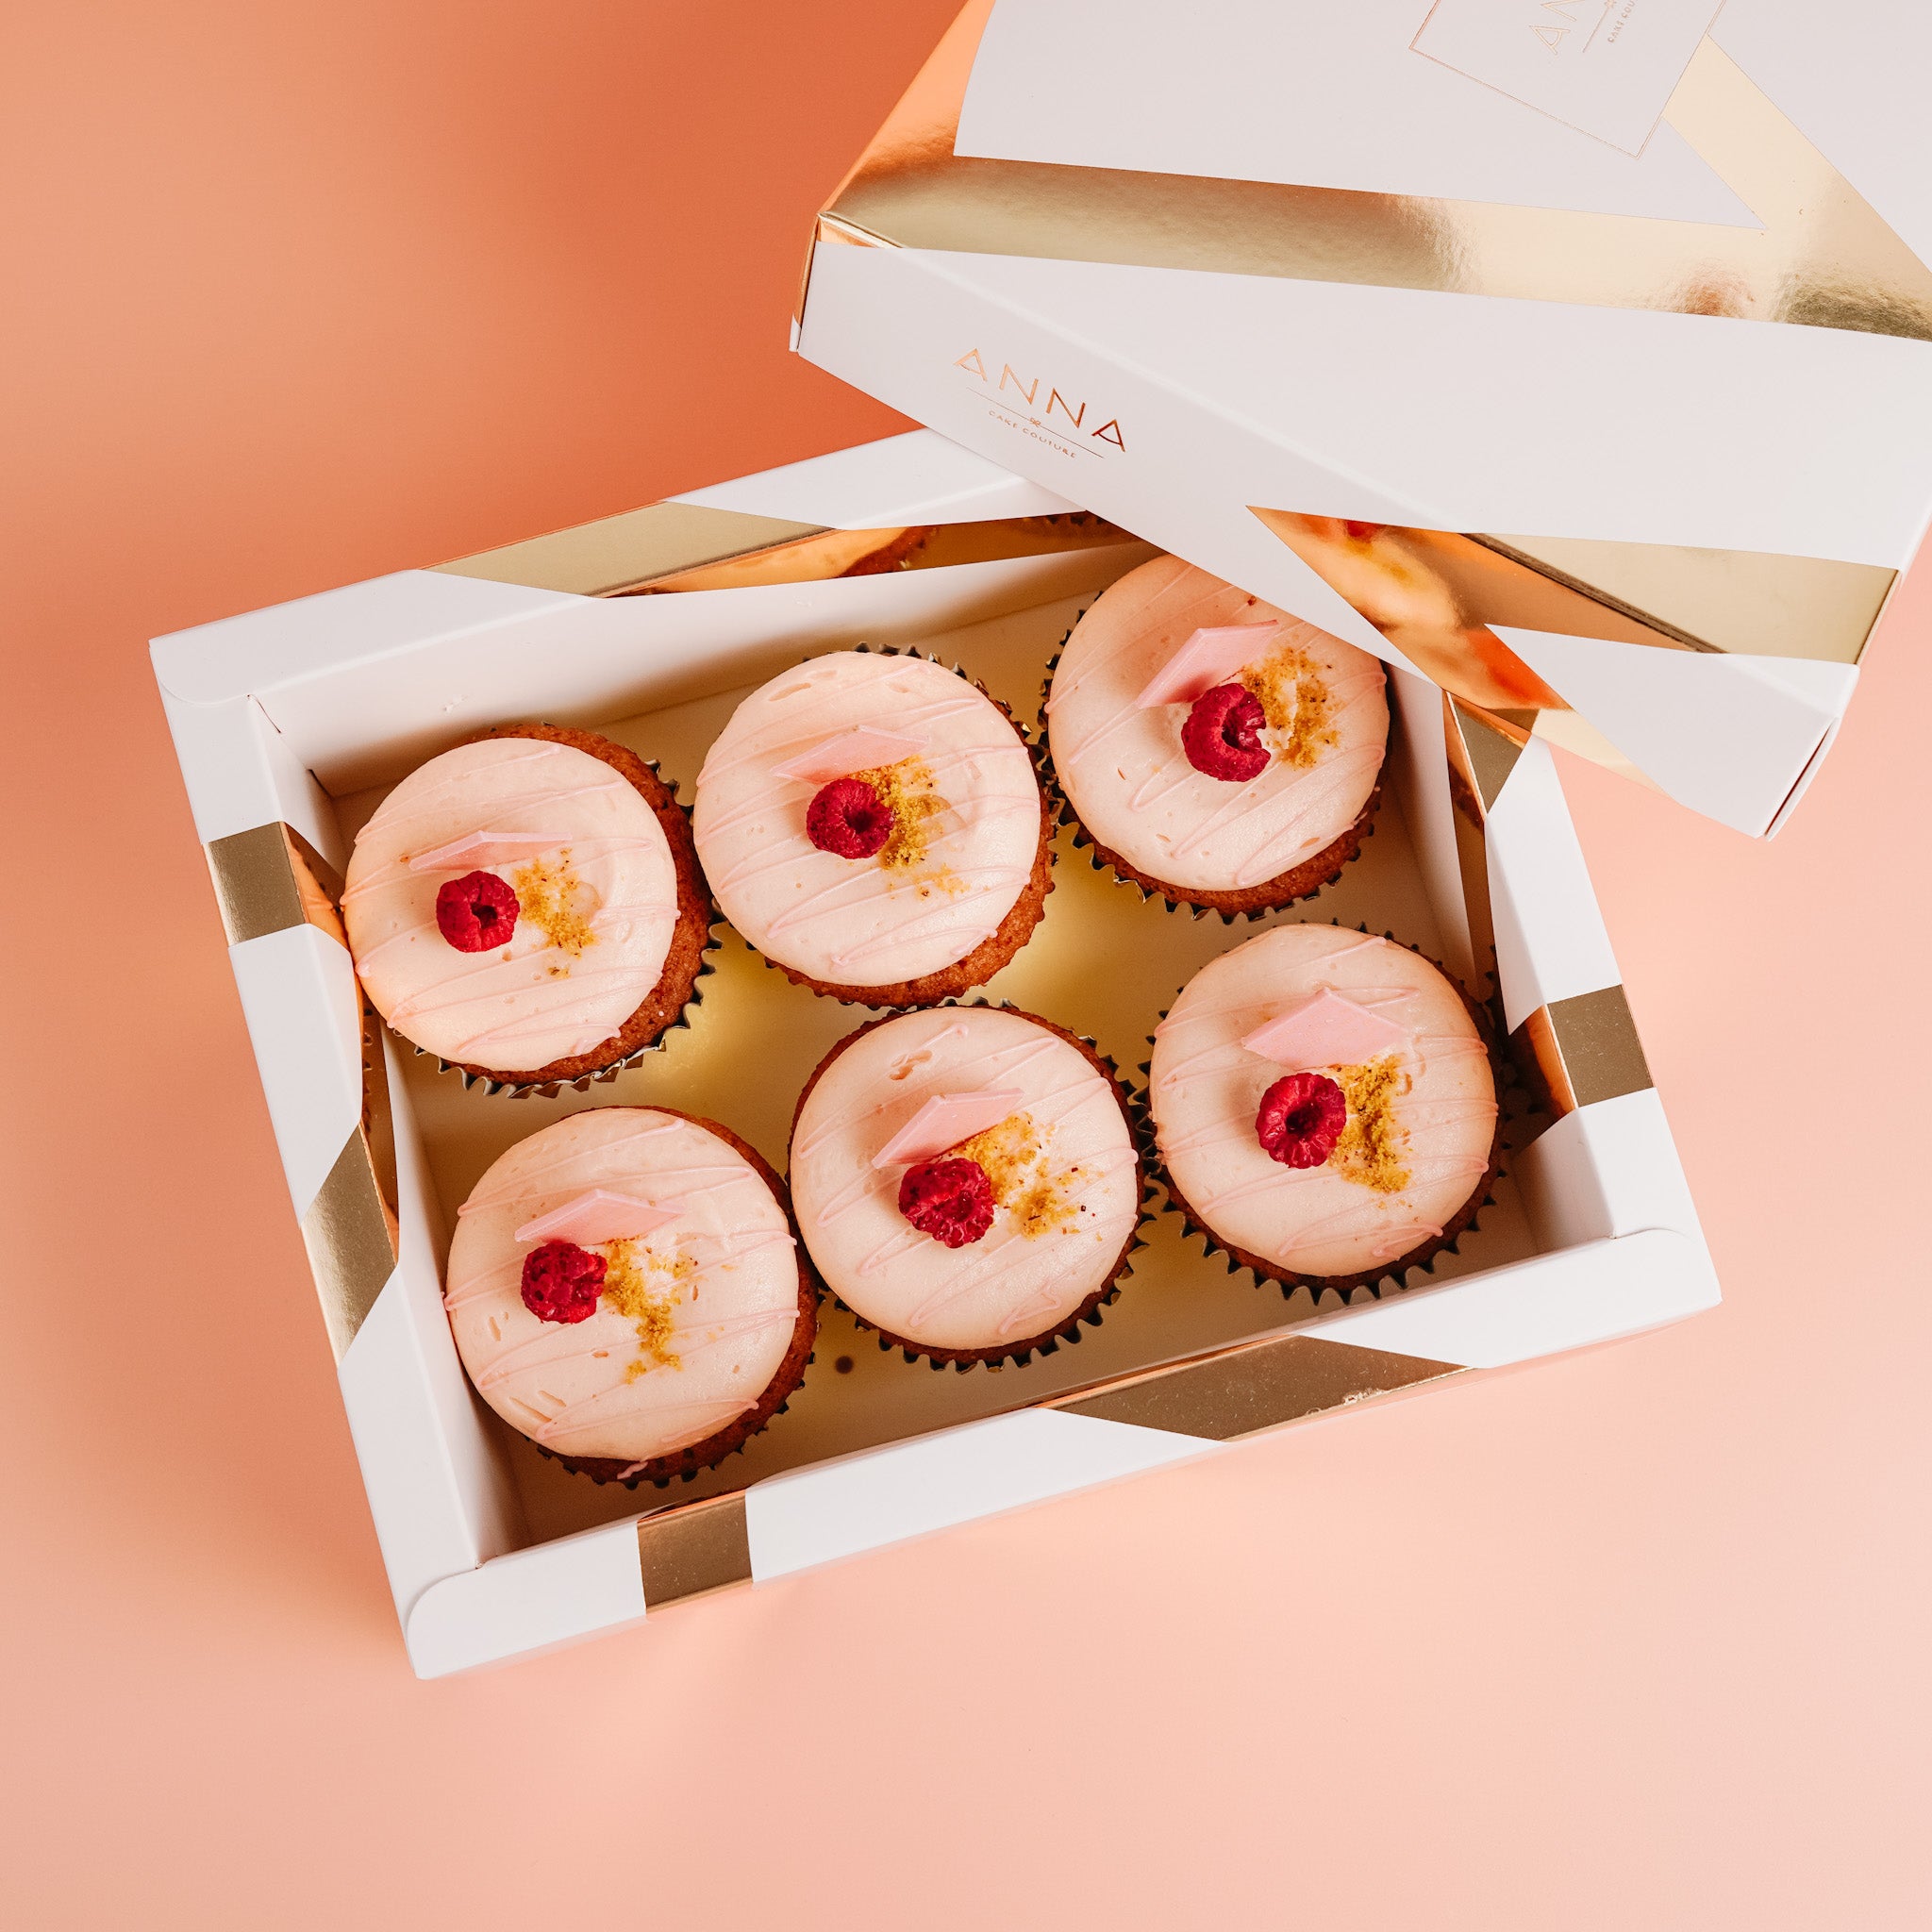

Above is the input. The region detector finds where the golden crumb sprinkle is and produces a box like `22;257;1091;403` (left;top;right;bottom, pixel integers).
1241;646;1338;770
600;1240;691;1376
853;757;948;872
511;849;598;958
1329;1056;1410;1193
951;1111;1080;1239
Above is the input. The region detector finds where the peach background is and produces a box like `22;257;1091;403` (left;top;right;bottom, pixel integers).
5;4;1930;1924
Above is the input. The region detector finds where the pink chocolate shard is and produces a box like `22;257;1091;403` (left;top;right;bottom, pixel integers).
514;1189;686;1246
408;831;558;874
772;727;928;785
1241;989;1408;1071
872;1090;1024;1169
1135;623;1281;708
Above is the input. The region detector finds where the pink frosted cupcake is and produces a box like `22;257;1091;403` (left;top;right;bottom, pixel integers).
1044;556;1389;916
444;1106;817;1485
788;1006;1144;1365
692;651;1052;1007
343;724;712;1091
1149;926;1499;1293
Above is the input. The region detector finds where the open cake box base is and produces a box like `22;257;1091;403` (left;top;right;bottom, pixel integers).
154;430;1717;1676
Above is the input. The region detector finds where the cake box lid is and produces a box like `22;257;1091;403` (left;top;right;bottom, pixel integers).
794;0;1932;836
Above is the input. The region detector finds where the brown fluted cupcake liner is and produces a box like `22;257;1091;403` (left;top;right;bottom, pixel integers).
525;1109;822;1490
1136;922;1513;1303
787;1000;1159;1372
1035;629;1383;925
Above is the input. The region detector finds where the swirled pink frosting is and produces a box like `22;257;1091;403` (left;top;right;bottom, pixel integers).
1047;556;1388;892
445;1108;802;1466
343;738;678;1072
790;1008;1141;1353
692;653;1041;988
1150;927;1496;1278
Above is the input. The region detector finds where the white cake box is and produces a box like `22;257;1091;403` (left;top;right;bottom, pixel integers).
153;430;1716;1676
795;0;1932;838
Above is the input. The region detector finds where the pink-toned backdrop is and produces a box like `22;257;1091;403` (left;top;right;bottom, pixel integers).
5;5;1927;1924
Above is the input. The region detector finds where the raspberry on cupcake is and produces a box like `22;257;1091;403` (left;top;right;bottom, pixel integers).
1149;926;1499;1293
443;1107;817;1486
1043;555;1389;917
692;651;1051;1007
789;1006;1143;1365
343;724;712;1091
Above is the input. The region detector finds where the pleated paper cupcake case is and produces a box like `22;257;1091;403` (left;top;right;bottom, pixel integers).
530;1313;819;1492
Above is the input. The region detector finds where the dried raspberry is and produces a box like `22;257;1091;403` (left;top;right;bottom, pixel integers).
1182;682;1270;782
807;776;893;858
1256;1073;1347;1168
436;869;520;952
897;1156;995;1248
520;1240;608;1324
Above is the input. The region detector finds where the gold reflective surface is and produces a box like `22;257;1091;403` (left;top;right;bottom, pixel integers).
823;0;1932;343
299;1125;401;1363
207;822;345;947
436;502;830;598
1057;1333;1457;1441
636;1495;754;1608
1512;985;1656;1128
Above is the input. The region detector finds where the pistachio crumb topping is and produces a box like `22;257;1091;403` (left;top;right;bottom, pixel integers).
511;849;598;958
1328;1057;1410;1193
601;1240;693;1377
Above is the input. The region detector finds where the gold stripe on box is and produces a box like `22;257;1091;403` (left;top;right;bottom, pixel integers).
1512;985;1655;1125
299;1120;401;1362
822;0;1932;344
209;822;397;1359
636;1494;754;1608
435;502;831;598
208;823;345;947
1251;512;1895;708
1054;1333;1460;1440
628;1339;1456;1609
437;501;1140;598
810;0;1917;671
1442;695;1513;999
1443;692;1526;824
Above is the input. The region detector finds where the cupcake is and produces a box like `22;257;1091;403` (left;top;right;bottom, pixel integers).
443;1107;817;1485
788;1005;1143;1365
1148;926;1499;1293
692;650;1051;1007
343;724;712;1091
1043;555;1389;916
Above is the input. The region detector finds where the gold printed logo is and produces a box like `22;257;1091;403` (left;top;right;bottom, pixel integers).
1528;0;1615;55
954;348;1124;456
